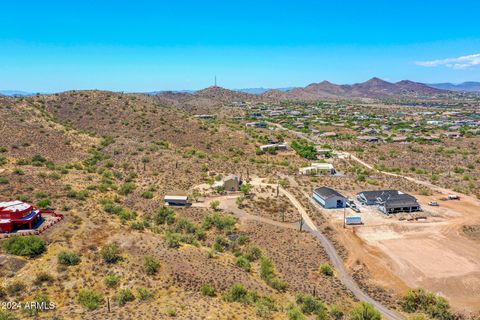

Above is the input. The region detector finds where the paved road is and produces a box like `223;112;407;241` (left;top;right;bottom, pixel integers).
250;179;404;320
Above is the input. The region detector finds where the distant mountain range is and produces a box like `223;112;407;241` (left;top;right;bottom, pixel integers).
426;82;480;92
260;78;451;100
3;79;480;100
0;90;38;97
236;87;293;94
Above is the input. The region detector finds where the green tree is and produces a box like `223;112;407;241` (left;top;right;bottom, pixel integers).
240;183;252;195
3;236;45;258
291;139;317;160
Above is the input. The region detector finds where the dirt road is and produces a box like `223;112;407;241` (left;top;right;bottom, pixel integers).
250;179;404;320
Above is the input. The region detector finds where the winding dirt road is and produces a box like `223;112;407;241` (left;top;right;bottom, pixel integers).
249;179;405;320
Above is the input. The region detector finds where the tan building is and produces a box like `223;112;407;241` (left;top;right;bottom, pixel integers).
223;175;242;192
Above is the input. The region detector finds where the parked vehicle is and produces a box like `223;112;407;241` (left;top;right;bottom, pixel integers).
447;195;460;200
345;216;362;225
428;201;439;206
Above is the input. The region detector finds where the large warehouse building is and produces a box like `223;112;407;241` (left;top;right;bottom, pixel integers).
312;186;346;209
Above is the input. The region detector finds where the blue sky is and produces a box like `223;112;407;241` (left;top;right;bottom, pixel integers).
1;0;480;92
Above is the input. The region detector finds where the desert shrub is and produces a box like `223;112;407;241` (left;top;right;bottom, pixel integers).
240;183;252;195
36;199;51;208
141;191;153;199
173;219;198;234
136;288;154;301
260;257;287;292
223;284;258;304
200;284;216;297
212;236;230;252
31;154;47;163
117;208;136;222
6;281;25;296
57;251;81;266
260;256;274;278
236;256;251;272
202;212;236;232
78;290;103;310
268;277;288;292
236;234;249;245
100;243;122;264
3;236;46;258
210;200;221;210
349;302;381;320
244;245;262;261
144;256;160;275
164;231;182;248
102;201;123;214
34;272;54;285
402;288;452;320
329;305;344;320
130;220;147;230
295;293;327;318
287;306;306;320
104;274;121;288
167;308;177;316
453;167;465;174
154;206;176;225
119;182;136;195
319;263;334;276
116;288;135;306
255;296;276;318
67;190;89;200
0;310;18;320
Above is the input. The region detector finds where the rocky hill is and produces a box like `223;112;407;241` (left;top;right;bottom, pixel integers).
261;78;448;100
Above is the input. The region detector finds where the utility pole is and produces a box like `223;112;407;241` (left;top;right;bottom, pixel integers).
276;184;279;198
107;297;111;313
343;205;346;229
299;218;304;232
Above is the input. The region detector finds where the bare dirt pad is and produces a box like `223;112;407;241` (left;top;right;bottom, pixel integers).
355;207;480;312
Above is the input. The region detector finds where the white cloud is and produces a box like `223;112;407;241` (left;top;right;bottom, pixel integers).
415;53;480;69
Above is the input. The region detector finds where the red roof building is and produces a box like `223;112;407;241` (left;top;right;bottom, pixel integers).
0;201;43;233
